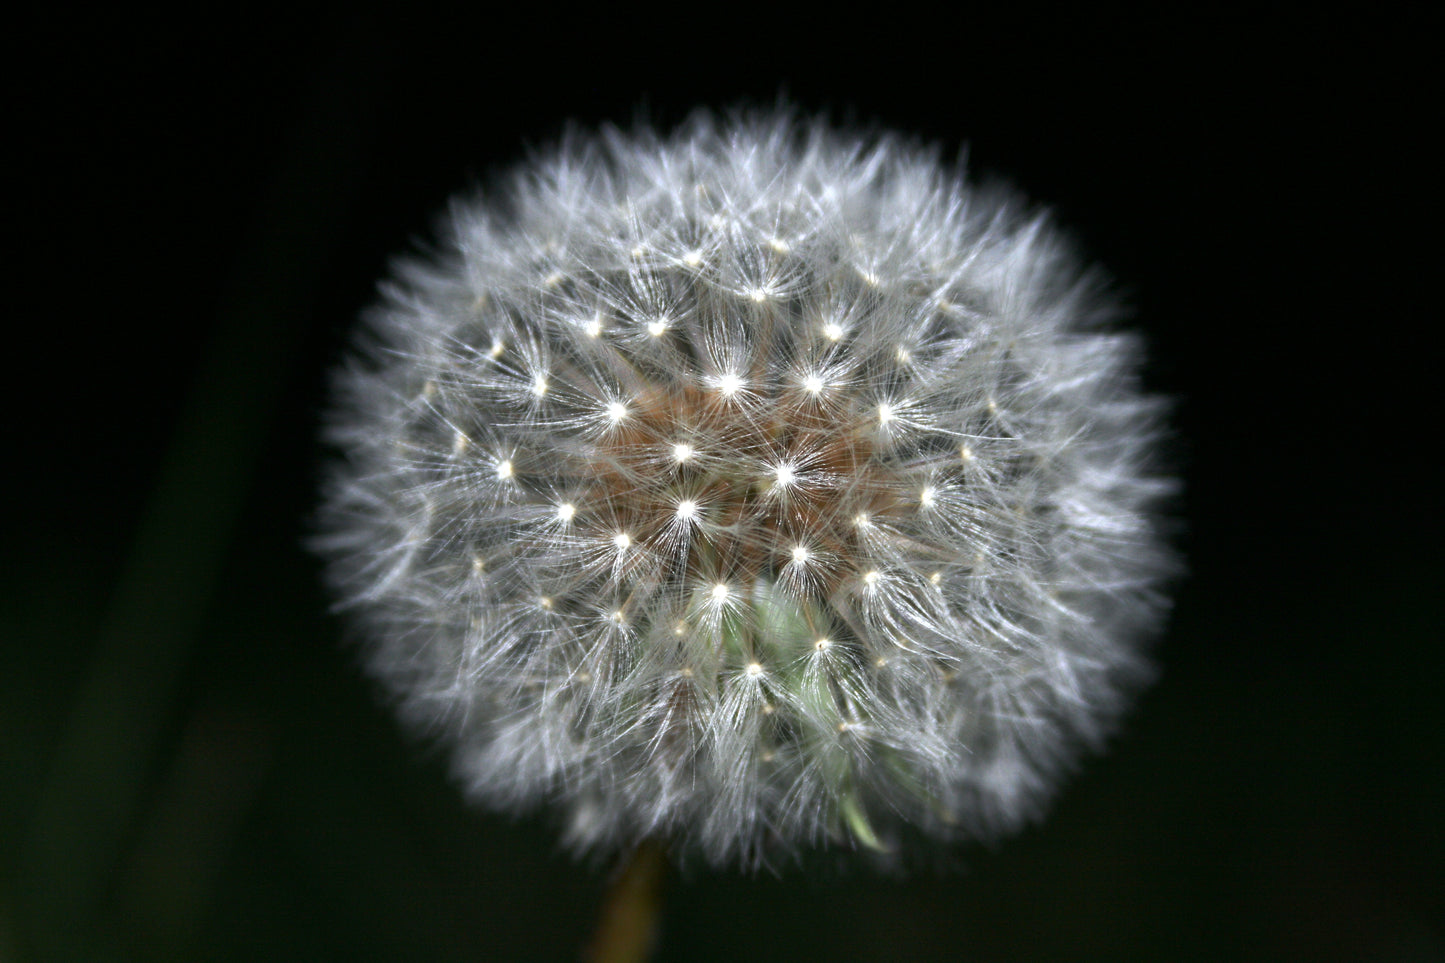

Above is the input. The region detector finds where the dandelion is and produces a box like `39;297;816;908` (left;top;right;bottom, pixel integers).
315;111;1174;869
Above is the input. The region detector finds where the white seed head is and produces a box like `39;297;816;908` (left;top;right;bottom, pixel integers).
316;111;1176;870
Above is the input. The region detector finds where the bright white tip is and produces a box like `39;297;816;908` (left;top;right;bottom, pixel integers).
530;376;548;397
748;287;770;302
556;502;576;522
711;583;730;602
853;513;871;529
496;460;513;480
672;442;694;463
960;444;974;462
814;637;832;652
896;347;911;363
920;486;936;508
452;431;469;455
801;373;825;394
878;403;896;425
488;340;505;358
647;318;669;337
605;401;628;424
715;372;744;397
585;315;604;338
768;237;789;253
746;662;764;677
821;320;844;341
774;464;797;488
791;545;810;564
612;532;631;550
675;499;699;520
683;249;704;267
863;570;881;587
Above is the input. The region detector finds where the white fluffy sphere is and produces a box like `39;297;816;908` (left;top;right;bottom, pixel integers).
315;112;1174;868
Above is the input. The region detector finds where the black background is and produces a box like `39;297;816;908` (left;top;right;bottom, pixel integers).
5;7;1439;961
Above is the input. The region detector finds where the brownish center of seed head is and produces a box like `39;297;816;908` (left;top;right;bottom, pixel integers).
588;377;909;604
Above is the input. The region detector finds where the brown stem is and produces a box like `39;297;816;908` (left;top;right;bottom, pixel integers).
581;839;669;963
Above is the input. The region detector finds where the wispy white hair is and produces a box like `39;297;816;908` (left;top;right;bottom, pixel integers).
315;110;1175;869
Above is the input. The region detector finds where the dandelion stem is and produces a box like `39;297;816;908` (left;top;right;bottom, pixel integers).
582;839;668;963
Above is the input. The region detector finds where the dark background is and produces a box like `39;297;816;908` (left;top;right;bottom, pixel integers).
5;7;1439;961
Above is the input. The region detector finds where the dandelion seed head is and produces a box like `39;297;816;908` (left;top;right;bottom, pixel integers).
316;110;1176;870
